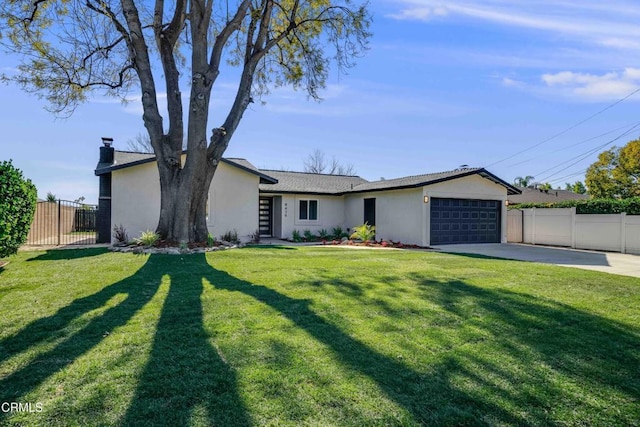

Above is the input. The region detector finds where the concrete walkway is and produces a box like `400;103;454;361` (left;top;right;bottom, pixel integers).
434;243;640;278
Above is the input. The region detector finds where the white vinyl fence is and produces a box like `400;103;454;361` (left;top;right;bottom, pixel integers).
507;207;640;254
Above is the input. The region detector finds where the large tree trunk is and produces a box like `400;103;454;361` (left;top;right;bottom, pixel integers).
155;151;218;244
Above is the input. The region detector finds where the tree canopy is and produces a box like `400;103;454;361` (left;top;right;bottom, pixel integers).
585;139;640;199
564;181;587;195
0;1;371;243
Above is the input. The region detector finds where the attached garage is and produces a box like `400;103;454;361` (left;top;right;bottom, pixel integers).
430;198;501;245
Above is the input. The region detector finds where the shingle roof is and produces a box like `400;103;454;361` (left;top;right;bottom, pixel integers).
508;187;589;204
259;167;520;195
95;151;277;183
258;170;368;194
95;149;520;196
348;168;482;192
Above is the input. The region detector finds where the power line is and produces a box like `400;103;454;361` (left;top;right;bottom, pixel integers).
534;121;640;183
505;121;637;169
485;86;640;168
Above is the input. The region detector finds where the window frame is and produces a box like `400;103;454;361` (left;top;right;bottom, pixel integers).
298;199;319;221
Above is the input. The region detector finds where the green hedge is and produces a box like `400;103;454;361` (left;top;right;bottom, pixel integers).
0;160;37;258
511;197;640;215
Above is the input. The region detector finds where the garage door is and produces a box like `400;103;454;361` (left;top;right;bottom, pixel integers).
430;198;501;245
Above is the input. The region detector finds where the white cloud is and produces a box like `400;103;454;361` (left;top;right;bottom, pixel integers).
388;1;640;52
540;68;640;100
501;77;525;88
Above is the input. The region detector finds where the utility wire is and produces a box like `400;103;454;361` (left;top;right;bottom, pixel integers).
535;121;640;183
505;121;637;169
485;86;640;168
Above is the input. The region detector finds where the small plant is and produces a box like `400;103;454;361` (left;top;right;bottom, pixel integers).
179;241;188;250
207;233;216;247
250;229;261;244
350;223;376;242
291;229;303;242
112;224;129;244
331;226;348;239
318;228;330;240
303;229;315;241
46;191;57;202
221;229;239;243
134;230;160;246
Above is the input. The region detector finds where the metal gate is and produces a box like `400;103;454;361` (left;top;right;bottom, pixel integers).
25;200;98;246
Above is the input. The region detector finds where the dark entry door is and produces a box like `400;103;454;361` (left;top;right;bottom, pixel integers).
430;198;500;245
364;198;376;226
259;197;273;236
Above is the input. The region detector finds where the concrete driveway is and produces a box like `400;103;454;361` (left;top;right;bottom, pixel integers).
434;243;640;278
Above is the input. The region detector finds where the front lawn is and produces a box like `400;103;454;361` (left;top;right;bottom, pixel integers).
0;247;638;425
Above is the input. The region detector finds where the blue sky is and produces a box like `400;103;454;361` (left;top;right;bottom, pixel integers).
3;0;640;204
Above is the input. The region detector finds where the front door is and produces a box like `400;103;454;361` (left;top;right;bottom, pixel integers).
259;197;273;236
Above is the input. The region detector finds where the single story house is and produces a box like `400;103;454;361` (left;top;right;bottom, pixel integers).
95;140;520;246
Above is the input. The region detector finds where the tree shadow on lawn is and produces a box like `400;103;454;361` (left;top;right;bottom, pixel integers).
0;254;249;426
25;247;110;261
2;252;639;425
282;268;640;424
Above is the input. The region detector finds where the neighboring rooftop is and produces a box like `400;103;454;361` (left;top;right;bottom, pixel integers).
508;187;589;204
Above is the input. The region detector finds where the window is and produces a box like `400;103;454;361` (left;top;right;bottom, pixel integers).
299;200;318;220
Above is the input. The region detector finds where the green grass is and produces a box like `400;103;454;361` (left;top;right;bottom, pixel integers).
0;246;639;426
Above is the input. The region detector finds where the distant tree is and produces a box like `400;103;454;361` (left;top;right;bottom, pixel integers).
0;160;37;258
46;192;57;202
564;181;587;194
126;132;186;153
585;139;640;198
126;133;154;153
537;182;552;191
514;175;535;187
304;149;356;175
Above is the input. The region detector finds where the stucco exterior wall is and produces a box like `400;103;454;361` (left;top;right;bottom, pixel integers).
345;189;423;245
112;161;161;242
111;159;258;243
208;163;259;242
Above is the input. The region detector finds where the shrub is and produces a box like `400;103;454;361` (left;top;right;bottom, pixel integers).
250;229;261;244
318;228;330;239
0;160;37;258
292;229;303;242
221;229;239;243
112;224;129;244
134;230;160;246
207;233;216;247
303;229;315;241
350;223;376;241
331;226;348;239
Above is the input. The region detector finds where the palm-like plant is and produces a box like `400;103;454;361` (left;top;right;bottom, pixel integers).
514;175;535;187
